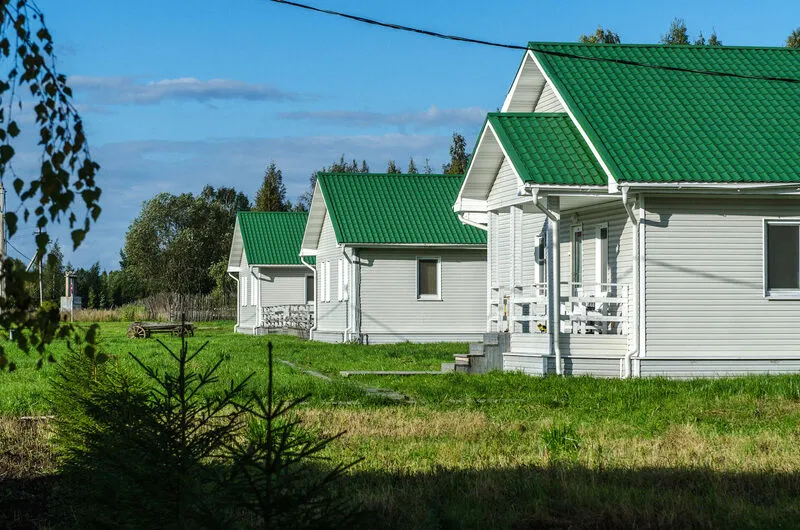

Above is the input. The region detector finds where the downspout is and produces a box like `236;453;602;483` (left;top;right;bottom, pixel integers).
249;266;262;335
621;186;640;378
548;202;562;375
343;249;360;342
531;190;562;376
300;256;317;335
228;272;239;333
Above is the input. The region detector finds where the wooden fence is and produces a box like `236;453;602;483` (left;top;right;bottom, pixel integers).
142;293;236;322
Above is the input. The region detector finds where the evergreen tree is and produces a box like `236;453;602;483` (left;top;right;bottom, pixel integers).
407;157;418;174
578;27;621;44
423;158;433;174
299;156;370;209
442;133;470;175
788;28;800;48
386;160;401;174
254;162;287;212
661;18;690;45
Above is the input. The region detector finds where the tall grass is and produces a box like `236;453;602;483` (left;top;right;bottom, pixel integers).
68;304;147;323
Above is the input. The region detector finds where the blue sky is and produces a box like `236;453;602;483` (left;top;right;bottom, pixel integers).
6;0;798;269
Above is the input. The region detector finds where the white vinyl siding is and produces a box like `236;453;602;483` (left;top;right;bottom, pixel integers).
644;196;800;357
359;248;486;340
533;82;565;113
258;267;309;307
337;258;343;301
240;275;247;307
487;158;528;210
764;221;800;297
313;211;347;333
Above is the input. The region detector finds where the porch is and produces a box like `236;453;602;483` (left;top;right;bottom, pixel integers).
490;282;632;376
258;304;315;337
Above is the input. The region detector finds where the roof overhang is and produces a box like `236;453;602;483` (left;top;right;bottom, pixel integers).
227;217;244;271
299;181;332;257
455;120;526;214
347;243;487;250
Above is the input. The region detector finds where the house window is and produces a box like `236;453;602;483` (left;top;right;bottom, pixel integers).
571;226;583;287
417;258;440;300
241;275;247;307
305;275;315;304
765;221;800;295
596;224;609;293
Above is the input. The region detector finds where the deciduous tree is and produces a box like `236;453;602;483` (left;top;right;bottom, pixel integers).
386;160;401;174
788;28;800;48
0;1;102;369
579;27;621;44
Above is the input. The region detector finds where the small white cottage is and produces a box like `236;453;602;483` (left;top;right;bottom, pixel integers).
227;211;314;334
455;43;800;378
300;173;487;344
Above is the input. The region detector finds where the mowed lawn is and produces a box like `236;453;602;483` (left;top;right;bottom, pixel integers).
4;322;800;528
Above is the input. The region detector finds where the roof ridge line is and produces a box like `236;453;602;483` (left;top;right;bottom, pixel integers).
528;41;800;51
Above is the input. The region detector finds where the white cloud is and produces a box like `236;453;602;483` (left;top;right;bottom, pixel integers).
278;105;488;130
69;76;304;105
5;133;461;270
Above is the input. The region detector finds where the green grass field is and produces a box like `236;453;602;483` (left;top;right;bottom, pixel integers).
4;322;800;528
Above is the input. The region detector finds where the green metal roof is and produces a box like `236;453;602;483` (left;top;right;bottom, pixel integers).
316;173;487;245
238;211;313;265
487;113;607;186
528;43;800;184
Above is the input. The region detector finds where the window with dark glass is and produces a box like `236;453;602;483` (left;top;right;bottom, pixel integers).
305;275;315;303
767;223;800;291
417;258;439;298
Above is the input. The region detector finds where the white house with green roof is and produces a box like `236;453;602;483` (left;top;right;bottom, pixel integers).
300;173;487;344
227;211;315;335
455;42;800;378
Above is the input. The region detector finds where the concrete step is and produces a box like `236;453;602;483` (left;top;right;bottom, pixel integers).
454;354;470;366
469;342;485;356
441;362;455;373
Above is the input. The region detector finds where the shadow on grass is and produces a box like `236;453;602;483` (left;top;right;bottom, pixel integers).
344;464;800;529
3;464;800;529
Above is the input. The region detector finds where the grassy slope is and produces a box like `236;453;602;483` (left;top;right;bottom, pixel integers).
4;323;800;527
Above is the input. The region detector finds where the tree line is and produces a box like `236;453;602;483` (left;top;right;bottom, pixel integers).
23;17;800;307
581;18;800;47
31;133;470;307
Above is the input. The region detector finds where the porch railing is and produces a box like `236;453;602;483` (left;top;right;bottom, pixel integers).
261;304;315;330
506;282;629;335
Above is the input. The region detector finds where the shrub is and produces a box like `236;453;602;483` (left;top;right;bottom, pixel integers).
51;333;361;528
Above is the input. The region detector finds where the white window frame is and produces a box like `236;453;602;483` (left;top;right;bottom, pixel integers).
305;274;314;304
250;269;258;306
337;258;344;302
764;219;800;299
325;261;331;302
342;258;350;301
240;274;247;307
596;223;609;294
416;256;441;301
571;225;583;289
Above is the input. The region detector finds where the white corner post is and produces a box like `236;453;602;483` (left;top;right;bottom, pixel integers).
546;195;563;375
300;256;317;336
621;186;640;378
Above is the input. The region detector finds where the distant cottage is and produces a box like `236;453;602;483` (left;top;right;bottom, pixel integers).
301;173;487;344
455;43;800;377
227;211;314;334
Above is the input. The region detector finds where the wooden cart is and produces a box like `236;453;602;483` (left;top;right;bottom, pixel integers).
126;321;194;339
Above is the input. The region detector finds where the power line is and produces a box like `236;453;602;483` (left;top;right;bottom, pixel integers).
6;239;30;262
268;0;800;85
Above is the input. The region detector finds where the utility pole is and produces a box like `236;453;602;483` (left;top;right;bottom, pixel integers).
37;227;43;306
